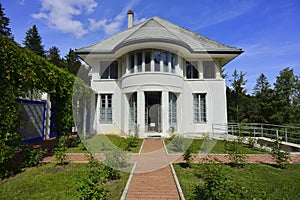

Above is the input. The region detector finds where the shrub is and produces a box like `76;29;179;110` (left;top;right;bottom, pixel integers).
104;148;129;170
124;137;138;151
54;137;68;165
183;148;192;167
77;155;121;200
247;137;257;148
271;138;290;169
21;145;45;168
170;136;185;152
201;161;235;199
225;140;247;168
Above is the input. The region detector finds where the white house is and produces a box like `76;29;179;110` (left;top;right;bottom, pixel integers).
76;10;243;138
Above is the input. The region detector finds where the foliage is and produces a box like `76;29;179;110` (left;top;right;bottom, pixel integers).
23;25;45;57
227;67;300;127
103;148;129;170
247;137;257;148
170;136;185;152
0;3;13;40
271;138;291;169
201;161;236;199
65;48;82;75
183;148;192;167
76;155;121;200
124;137;138;151
47;46;65;69
225;139;247;168
175;163;300;200
54;137;68;165
20;145;45;168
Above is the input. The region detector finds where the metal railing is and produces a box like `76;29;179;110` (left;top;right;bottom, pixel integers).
212;123;300;144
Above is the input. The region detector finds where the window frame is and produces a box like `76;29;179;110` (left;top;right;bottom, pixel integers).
186;61;199;79
100;61;118;79
100;94;112;124
193;93;207;123
203;60;216;79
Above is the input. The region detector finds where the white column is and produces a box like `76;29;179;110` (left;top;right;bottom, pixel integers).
137;91;145;137
161;91;169;136
122;93;129;134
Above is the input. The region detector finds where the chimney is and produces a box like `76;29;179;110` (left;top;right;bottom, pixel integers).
127;10;134;28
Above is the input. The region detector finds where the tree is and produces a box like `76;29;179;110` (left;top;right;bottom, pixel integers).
23;25;45;57
47;46;65;68
227;70;247;122
64;48;81;75
271;68;297;124
253;73;273;123
0;3;14;40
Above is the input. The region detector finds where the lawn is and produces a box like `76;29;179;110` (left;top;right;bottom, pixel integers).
174;163;300;200
164;138;266;154
0;163;129;200
67;135;143;153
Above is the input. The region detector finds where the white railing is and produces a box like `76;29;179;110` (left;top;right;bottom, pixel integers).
212;123;300;144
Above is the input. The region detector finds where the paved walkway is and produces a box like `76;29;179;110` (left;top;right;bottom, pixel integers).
126;139;180;199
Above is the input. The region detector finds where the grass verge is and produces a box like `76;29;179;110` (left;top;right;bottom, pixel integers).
174;163;300;199
164;138;265;154
0;163;129;200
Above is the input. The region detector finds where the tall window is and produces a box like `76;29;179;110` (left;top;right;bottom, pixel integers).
100;94;112;124
163;51;169;72
137;52;142;72
169;93;177;127
203;61;216;79
100;61;118;79
171;53;176;73
129;93;137;130
154;50;161;71
145;51;151;71
129;53;135;73
193;93;206;123
186;61;199;79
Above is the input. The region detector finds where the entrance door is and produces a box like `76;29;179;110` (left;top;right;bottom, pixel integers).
145;92;161;132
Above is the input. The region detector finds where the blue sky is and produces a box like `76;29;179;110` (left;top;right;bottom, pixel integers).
2;0;300;93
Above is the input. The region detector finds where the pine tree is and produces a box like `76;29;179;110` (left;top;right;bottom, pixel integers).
252;73;273;123
23;25;45;57
64;48;81;75
271;68;297;124
47;46;65;68
0;3;14;40
227;70;247;122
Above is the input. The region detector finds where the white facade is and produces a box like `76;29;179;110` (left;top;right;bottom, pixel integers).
77;14;242;137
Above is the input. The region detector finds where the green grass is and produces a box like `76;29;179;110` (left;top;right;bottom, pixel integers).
164;138;266;154
174;163;300;200
67;135;143;153
0;163;129;200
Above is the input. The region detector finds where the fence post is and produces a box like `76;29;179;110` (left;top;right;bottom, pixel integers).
261;124;263;137
254;127;256;137
276;130;279;139
285;128;288;142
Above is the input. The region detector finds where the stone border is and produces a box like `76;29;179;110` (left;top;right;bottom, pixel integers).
120;162;137;200
170;163;185;200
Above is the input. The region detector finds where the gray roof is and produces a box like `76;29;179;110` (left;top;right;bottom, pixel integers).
76;16;243;54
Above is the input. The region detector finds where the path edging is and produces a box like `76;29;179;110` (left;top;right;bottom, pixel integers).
120;162;137;200
170;163;185;200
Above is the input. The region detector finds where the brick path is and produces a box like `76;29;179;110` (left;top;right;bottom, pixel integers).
126;139;180;200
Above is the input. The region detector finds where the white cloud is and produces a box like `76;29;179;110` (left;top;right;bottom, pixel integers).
88;0;142;35
88;11;126;35
32;0;97;38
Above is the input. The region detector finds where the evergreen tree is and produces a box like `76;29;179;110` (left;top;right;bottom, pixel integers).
271;68;297;124
64;48;81;75
47;46;64;68
253;73;273;123
23;25;45;57
227;70;247;122
0;3;14;40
